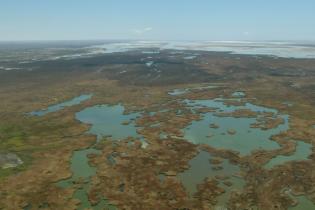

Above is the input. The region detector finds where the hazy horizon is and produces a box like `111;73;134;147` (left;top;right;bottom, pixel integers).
1;0;315;41
1;39;315;43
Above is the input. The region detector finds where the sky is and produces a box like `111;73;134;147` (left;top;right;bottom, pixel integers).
0;0;315;41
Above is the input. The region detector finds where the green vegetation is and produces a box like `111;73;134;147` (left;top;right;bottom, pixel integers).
0;124;27;151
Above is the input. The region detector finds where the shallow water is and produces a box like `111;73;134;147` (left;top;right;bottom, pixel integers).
183;55;197;60
76;104;141;140
168;89;189;96
146;61;154;67
168;85;218;96
185;99;278;113
30;94;92;116
265;141;312;169
178;150;244;206
289;195;315;210
0;153;23;169
57;149;98;188
159;132;168;139
57;148;116;210
56;103;145;209
282;101;294;107
232;91;246;97
183;99;289;155
88;41;315;59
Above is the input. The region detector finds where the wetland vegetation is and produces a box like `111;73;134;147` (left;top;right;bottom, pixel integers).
0;41;315;210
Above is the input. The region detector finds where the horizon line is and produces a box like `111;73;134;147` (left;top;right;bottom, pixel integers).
0;39;315;43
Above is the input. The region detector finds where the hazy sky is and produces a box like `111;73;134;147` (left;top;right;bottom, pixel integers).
1;0;315;41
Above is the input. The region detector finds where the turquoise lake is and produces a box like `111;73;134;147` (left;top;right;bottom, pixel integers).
183;99;289;155
75;104;141;141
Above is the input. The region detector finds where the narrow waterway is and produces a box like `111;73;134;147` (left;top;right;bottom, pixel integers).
30;94;92;116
